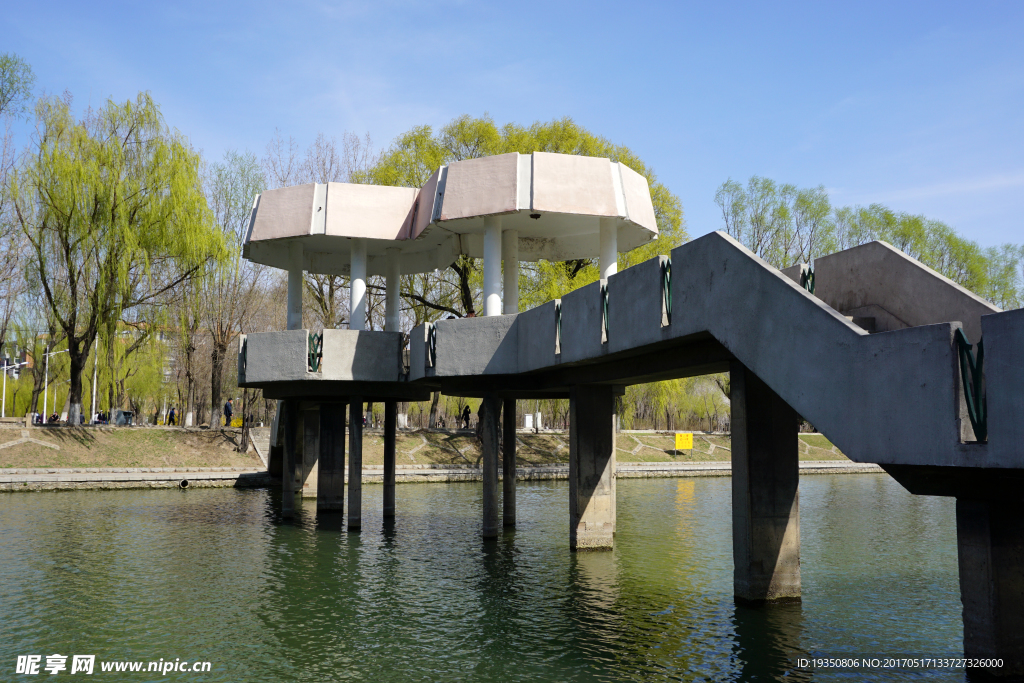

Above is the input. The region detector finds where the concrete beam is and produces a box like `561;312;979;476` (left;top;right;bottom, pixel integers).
503;398;516;527
569;385;616;550
348;399;363;530
481;395;500;538
317;402;345;512
731;362;801;603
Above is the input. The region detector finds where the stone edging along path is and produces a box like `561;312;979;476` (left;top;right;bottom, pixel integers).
0;461;883;492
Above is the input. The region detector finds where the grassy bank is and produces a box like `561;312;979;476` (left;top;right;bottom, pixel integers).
0;427;261;469
0;426;847;470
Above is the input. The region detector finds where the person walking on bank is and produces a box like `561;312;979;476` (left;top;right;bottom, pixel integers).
462;404;471;430
224;399;233;427
168;407;176;426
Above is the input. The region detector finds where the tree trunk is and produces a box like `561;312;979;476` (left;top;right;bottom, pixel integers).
428;391;440;428
106;336;116;416
210;341;227;428
67;338;87;426
239;388;250;452
29;369;44;418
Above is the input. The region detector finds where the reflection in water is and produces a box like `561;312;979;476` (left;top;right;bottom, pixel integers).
732;601;811;682
0;475;961;682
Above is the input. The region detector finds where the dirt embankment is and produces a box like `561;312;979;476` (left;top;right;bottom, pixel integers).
0;426;848;471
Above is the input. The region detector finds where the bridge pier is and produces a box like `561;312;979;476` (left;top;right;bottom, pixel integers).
281;400;299;518
383;400;397;518
957;498;1024;678
569;385;616;551
301;407;319;498
503;398;516;527
730;362;801;603
481;396;501;538
347;398;363;530
317;402;345;512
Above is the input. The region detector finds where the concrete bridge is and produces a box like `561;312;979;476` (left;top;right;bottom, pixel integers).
238;153;1024;676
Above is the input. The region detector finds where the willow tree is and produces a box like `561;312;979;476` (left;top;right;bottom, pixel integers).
202;150;267;430
11;93;226;425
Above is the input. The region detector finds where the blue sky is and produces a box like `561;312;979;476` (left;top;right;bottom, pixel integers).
6;0;1023;246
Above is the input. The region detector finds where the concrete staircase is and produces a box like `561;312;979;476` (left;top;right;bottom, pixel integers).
248;427;272;469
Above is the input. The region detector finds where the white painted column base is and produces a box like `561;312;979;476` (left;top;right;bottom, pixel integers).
350;238;367;331
484;216;502;317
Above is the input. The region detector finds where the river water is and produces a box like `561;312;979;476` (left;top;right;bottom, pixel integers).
0;475;963;682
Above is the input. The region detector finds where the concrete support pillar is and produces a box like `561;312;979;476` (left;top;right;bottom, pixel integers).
502;229;519;315
350;238;367;331
483;215;502;317
385;248;401;333
347;398;363;529
503;398;517;527
281;400;300;518
599;217;617;280
301;407;319;497
383;400;397;518
956;498;1024;677
730;361;801;603
317;402;345;512
569;385;616;550
287;242;303;331
481;395;501;538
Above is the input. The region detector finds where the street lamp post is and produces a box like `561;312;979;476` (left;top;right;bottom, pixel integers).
2;360;28;418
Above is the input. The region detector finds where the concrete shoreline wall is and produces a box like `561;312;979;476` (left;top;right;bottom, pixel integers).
0;461;882;492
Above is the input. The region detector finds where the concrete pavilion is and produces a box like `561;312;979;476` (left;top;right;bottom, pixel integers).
244;151;659;327
240;150;658;529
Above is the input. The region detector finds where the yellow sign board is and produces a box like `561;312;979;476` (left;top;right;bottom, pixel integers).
675;432;693;451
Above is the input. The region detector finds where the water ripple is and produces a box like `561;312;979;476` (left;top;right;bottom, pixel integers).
0;475;961;682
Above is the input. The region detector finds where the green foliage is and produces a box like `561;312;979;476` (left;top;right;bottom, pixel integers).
716;176;1024;309
10;91;228;422
0;53;36;119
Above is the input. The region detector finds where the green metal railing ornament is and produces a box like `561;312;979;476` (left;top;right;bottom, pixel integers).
800;266;815;295
661;258;672;324
428;324;437;367
954;327;986;441
308;332;323;373
601;283;609;343
555;301;562;354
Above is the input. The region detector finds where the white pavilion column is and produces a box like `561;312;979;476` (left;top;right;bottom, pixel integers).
483;215;502;317
287;242;303;330
502;229;519;315
385;248;400;333
350;238;367;331
599;217;617;279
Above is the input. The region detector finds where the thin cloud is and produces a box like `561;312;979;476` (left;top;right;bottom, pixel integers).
831;172;1024;207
